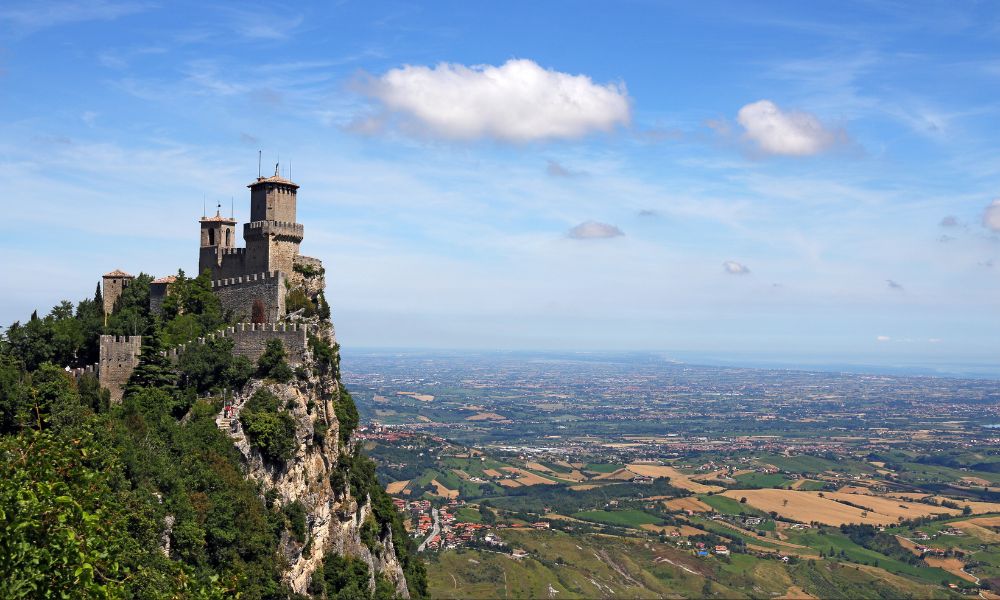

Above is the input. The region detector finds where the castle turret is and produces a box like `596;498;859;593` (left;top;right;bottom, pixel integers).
198;207;238;278
244;164;304;276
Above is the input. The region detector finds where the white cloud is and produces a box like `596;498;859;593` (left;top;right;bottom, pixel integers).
876;335;891;342
567;221;624;240
722;260;750;275
0;1;147;35
983;199;1000;232
361;59;631;142
736;100;839;156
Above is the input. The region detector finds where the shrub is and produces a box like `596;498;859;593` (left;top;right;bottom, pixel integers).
257;339;293;383
240;389;297;463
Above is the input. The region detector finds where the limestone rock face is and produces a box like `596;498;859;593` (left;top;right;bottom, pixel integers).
222;322;409;597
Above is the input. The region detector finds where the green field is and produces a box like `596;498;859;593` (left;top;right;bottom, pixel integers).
795;479;829;491
585;463;623;473
731;472;791;489
699;494;767;517
426;530;955;599
786;529;964;586
572;509;661;528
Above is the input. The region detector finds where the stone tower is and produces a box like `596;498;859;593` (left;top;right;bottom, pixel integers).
102;269;134;316
245;164;304;276
198;206;239;277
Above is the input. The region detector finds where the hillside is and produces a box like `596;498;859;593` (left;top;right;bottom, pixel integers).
0;273;426;599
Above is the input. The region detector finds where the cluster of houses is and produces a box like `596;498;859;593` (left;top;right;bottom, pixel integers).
693;542;730;557
394;498;502;551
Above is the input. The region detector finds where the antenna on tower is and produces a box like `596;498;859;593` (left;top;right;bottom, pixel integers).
231;196;234;219
258;150;262;178
202;195;206;218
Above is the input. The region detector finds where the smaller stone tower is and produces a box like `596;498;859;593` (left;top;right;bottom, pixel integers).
102;269;134;316
198;207;239;278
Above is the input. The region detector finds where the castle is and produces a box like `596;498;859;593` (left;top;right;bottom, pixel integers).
84;164;324;401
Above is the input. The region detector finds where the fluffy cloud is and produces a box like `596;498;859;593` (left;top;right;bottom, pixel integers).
736;100;839;156
722;260;750;275
567;221;624;240
362;59;631;142
876;335;891;342
983;200;1000;232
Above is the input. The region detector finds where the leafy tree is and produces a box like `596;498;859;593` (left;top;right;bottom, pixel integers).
335;386;359;447
239;389;296;463
177;337;253;395
105;274;154;338
257;339;293;383
124;330;177;398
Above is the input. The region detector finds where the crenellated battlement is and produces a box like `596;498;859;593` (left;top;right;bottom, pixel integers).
211;270;283;290
219;247;247;257
162;322;313;365
246;220;301;231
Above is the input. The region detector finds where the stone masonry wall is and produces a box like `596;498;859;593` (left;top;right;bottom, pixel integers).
99;335;142;403
70;324;312;402
164;322;312;366
212;271;286;323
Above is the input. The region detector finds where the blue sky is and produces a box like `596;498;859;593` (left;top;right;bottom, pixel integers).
1;1;999;368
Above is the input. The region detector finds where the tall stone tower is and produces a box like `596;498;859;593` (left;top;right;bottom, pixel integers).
102;269;134;316
244;164;304;276
198;206;239;278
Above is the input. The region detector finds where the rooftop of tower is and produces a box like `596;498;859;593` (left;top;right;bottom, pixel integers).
248;164;299;189
200;209;237;224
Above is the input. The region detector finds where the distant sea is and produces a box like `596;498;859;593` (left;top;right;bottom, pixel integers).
654;351;1000;380
347;347;1000;380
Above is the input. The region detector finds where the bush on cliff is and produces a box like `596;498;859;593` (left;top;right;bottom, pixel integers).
240;388;297;463
257;338;294;383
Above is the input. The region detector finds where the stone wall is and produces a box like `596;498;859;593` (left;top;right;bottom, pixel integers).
212;271;286;323
99;335;142;403
165;322;312;366
200;246;248;280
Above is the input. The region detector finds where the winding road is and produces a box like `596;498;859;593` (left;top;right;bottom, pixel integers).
418;507;440;552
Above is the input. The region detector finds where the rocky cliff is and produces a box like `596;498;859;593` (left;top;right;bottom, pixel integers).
216;313;411;597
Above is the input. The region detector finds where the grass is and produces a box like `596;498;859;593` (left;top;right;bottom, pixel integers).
700;494;768;517
584;463;622;473
572;509;662;528
796;479;829;491
732;472;792;489
786;529;964;586
454;507;482;523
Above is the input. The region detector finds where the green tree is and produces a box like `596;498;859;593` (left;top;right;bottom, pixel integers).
239;389;296;463
124;330;177;398
256;339;293;383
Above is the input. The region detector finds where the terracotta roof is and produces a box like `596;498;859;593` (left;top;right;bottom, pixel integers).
248;164;298;189
152;275;177;284
103;269;134;278
200;212;237;223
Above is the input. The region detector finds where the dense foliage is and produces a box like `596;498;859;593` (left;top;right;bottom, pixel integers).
240;389;298;464
0;277;422;598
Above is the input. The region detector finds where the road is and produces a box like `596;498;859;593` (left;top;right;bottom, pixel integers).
418;507;440;552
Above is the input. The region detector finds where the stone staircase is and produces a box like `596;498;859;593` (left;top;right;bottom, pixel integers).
216;393;246;441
